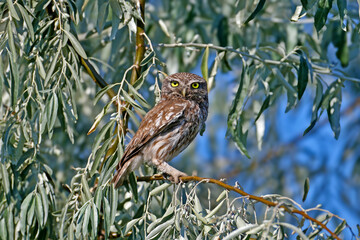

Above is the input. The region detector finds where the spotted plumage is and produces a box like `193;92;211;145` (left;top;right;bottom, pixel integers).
112;72;208;187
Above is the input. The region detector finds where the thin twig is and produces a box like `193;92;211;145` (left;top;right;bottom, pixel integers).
157;42;360;83
137;175;341;240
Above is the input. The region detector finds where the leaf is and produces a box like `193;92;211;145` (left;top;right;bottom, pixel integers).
49;92;59;133
327;80;342;139
124;218;142;235
243;0;266;25
128;83;151;109
5;204;14;240
82;205;90;238
223;224;257;240
81;174;92;201
88;108;106;135
337;0;347;30
201;46;209;82
226;63;251;158
129;172;138;202
216;190;227;202
109;185;118;225
90;202;98;238
158;19;170;37
274;68;298;112
302;177;310;202
297;54;309;100
334;220;347;235
205;199;225;219
27;194;36;226
97;0;109;33
147;218;174;239
0;163;10;203
35;193;44;227
291;5;303;22
301;0;317;9
8;51;19;109
20;194;33;235
0;218;7;240
38;184;49;226
217;17;229;47
103;197;111;237
149;183;172;196
332;22;349;67
63;30;88;59
304;80;323;135
6;0;20;20
17;4;34;41
36;56;46;79
208;51;224;90
45;44;61;86
92;120;115;155
314;0;333;33
255;95;270;122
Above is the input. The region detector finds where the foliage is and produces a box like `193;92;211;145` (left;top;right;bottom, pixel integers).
0;0;359;239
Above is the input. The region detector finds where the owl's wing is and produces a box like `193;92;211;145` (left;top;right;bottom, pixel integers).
118;98;188;169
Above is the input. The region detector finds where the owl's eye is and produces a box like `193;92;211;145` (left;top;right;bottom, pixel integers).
171;81;179;87
191;82;200;89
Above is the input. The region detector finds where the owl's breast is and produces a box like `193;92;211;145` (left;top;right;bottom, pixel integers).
142;100;205;163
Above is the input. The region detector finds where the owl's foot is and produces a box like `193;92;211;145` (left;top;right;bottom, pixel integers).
156;161;188;183
163;170;188;184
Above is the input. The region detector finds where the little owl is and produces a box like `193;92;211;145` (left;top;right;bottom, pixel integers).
112;72;208;187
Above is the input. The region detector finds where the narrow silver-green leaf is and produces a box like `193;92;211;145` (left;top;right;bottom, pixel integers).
0;163;10;200
90;202;98;237
201;46;209;82
205;199;225;219
110;185;118;225
223;224;257;240
103;197;111;237
7;0;20;20
45;44;61;86
149;183;172;196
63;30;88;59
129;171;138;202
17;4;34;41
147;218;174;239
82;206;90;238
39;184;49;225
81;174;92;201
327;81;342;139
20;193;33;235
35;193;44;227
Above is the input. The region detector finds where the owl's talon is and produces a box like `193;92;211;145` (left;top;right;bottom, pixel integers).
163;171;187;184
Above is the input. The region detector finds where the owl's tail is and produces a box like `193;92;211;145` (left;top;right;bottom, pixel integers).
112;156;141;188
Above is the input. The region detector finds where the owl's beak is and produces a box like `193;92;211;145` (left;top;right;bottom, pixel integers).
182;89;187;97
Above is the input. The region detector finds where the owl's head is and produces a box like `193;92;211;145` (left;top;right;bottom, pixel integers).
161;72;208;105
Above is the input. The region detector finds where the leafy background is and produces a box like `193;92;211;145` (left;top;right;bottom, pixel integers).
0;0;359;239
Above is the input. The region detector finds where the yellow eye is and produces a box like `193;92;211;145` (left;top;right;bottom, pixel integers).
171;81;179;87
191;82;200;89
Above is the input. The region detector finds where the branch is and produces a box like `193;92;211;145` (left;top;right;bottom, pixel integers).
130;0;146;85
137;175;341;240
157;42;360;83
